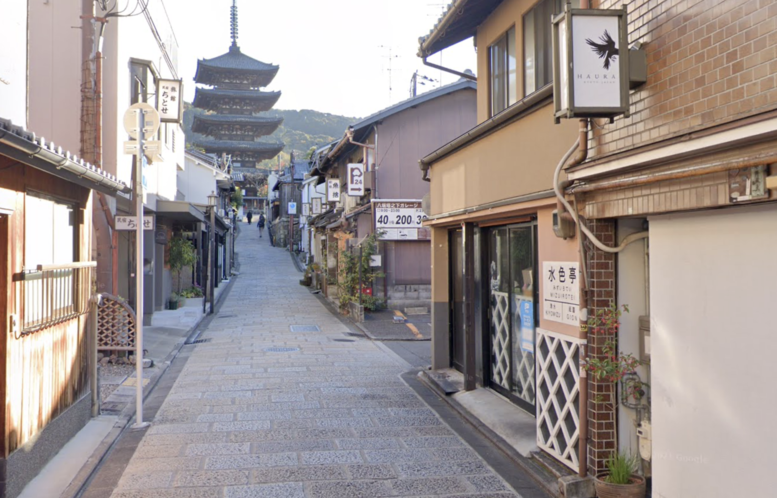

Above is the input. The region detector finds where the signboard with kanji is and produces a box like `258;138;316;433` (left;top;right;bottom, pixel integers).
302;203;310;216
157;79;183;123
372;199;428;240
347;164;365;196
312;197;322;214
116;215;154;231
327;179;341;202
542;261;580;326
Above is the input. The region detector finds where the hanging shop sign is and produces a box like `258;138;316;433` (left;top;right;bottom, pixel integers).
116;215;154;231
157;79;184;123
542;261;580;326
302;203;310;216
327;179;341;202
372;199;429;241
312;197;322;214
552;7;629;122
347;164;365;197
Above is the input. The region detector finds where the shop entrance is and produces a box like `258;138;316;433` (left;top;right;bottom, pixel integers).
449;229;464;371
486;223;537;413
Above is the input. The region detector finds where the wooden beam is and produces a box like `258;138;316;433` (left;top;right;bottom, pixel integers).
462;221;476;391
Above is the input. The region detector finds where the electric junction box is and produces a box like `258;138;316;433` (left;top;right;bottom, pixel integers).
552;209;576;239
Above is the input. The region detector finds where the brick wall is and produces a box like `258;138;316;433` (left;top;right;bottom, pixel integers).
591;0;777;157
584;219;617;476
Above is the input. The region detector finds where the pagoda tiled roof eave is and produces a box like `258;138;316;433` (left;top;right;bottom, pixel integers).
194;139;285;153
196;45;279;72
194;64;279;88
191;114;283;126
193;88;281;101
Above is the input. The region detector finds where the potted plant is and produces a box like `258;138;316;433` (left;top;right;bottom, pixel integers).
584;304;648;498
168;292;181;310
169;233;197;295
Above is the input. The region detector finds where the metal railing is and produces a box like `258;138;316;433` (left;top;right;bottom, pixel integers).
16;262;96;335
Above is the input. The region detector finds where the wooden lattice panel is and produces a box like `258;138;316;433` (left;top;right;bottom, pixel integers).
97;293;136;351
536;329;582;472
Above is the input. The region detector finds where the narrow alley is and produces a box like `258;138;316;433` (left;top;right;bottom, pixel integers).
82;225;550;498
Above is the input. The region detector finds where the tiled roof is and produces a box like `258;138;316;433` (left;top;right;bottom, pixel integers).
198;45;277;72
0;118;129;195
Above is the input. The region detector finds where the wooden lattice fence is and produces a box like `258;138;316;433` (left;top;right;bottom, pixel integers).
96;293;136;351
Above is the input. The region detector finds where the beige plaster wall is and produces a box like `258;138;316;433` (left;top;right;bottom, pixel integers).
27;0;82;154
429;104;579;216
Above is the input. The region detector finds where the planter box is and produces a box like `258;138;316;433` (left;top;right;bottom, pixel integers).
182;297;203;308
348;302;365;323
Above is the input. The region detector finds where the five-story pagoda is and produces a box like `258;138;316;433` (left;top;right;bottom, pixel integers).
192;0;284;168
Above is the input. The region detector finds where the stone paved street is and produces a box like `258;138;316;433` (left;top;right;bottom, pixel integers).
106;225;543;498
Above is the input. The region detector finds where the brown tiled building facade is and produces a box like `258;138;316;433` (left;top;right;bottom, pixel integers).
590;0;777;156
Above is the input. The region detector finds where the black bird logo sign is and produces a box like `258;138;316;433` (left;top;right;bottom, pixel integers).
586;30;619;70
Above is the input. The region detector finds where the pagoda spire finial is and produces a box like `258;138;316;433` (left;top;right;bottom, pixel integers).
230;0;239;47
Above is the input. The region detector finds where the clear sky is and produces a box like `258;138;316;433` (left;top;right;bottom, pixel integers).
163;0;476;119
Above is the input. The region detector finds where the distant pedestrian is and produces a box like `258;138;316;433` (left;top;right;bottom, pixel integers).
257;213;266;238
246;211;253;224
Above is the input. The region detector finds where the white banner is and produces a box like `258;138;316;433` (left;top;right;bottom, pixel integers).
347;164;365;196
327;179;341;202
542;261;580;326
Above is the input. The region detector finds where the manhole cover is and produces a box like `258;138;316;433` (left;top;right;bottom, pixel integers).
290;325;320;332
344;332;363;338
333;339;355;343
264;347;300;353
187;338;211;345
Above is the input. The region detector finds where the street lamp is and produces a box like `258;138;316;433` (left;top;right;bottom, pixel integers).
207;192;218;314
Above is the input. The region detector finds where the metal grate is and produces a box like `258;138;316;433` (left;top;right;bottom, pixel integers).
290;325;320;332
536;329;582;472
333;339;354;343
264;347;300;353
187;338;212;345
217;314;237;319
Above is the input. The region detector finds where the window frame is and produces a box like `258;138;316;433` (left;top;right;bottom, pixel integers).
489;25;517;117
523;0;580;97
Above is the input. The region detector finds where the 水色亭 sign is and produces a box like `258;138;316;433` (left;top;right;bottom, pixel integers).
542;261;579;326
288;202;297;214
347;164;364;197
373;200;428;241
327;179;340;202
312;197;322;214
116;215;154;231
157;79;183;123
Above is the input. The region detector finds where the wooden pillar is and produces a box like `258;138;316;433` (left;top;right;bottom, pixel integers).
462;222;476;391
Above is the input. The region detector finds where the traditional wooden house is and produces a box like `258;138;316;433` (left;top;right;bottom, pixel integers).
0;119;129;497
309;79;476;310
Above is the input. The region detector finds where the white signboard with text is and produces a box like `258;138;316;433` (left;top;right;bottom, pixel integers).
288;202;297;214
116;215;154;231
327;179;341;202
157;79;183;123
373;200;429;241
347;164;365;196
542;261;580;326
312;197;322;214
302;203;310;216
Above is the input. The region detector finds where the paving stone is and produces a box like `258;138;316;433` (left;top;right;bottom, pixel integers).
212;420;272;431
126;457;202;472
224;482;305;498
429;447;480;461
391;477;470;495
300;450;364;465
466;475;510;492
112;488;223;498
197;413;236;423
346;464;398;480
395;460;492;478
364;449;435;464
148;423;211;435
206;453;298;470
116;471;173;489
251;465;348;483
174;470;250;487
307;480;393;498
336;438;400;450
373;416;443;427
251;439;334;453
401;436;465;448
143;433;227;446
185;443;250;457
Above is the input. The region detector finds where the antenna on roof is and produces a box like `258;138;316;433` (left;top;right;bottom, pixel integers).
230;0;239;47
